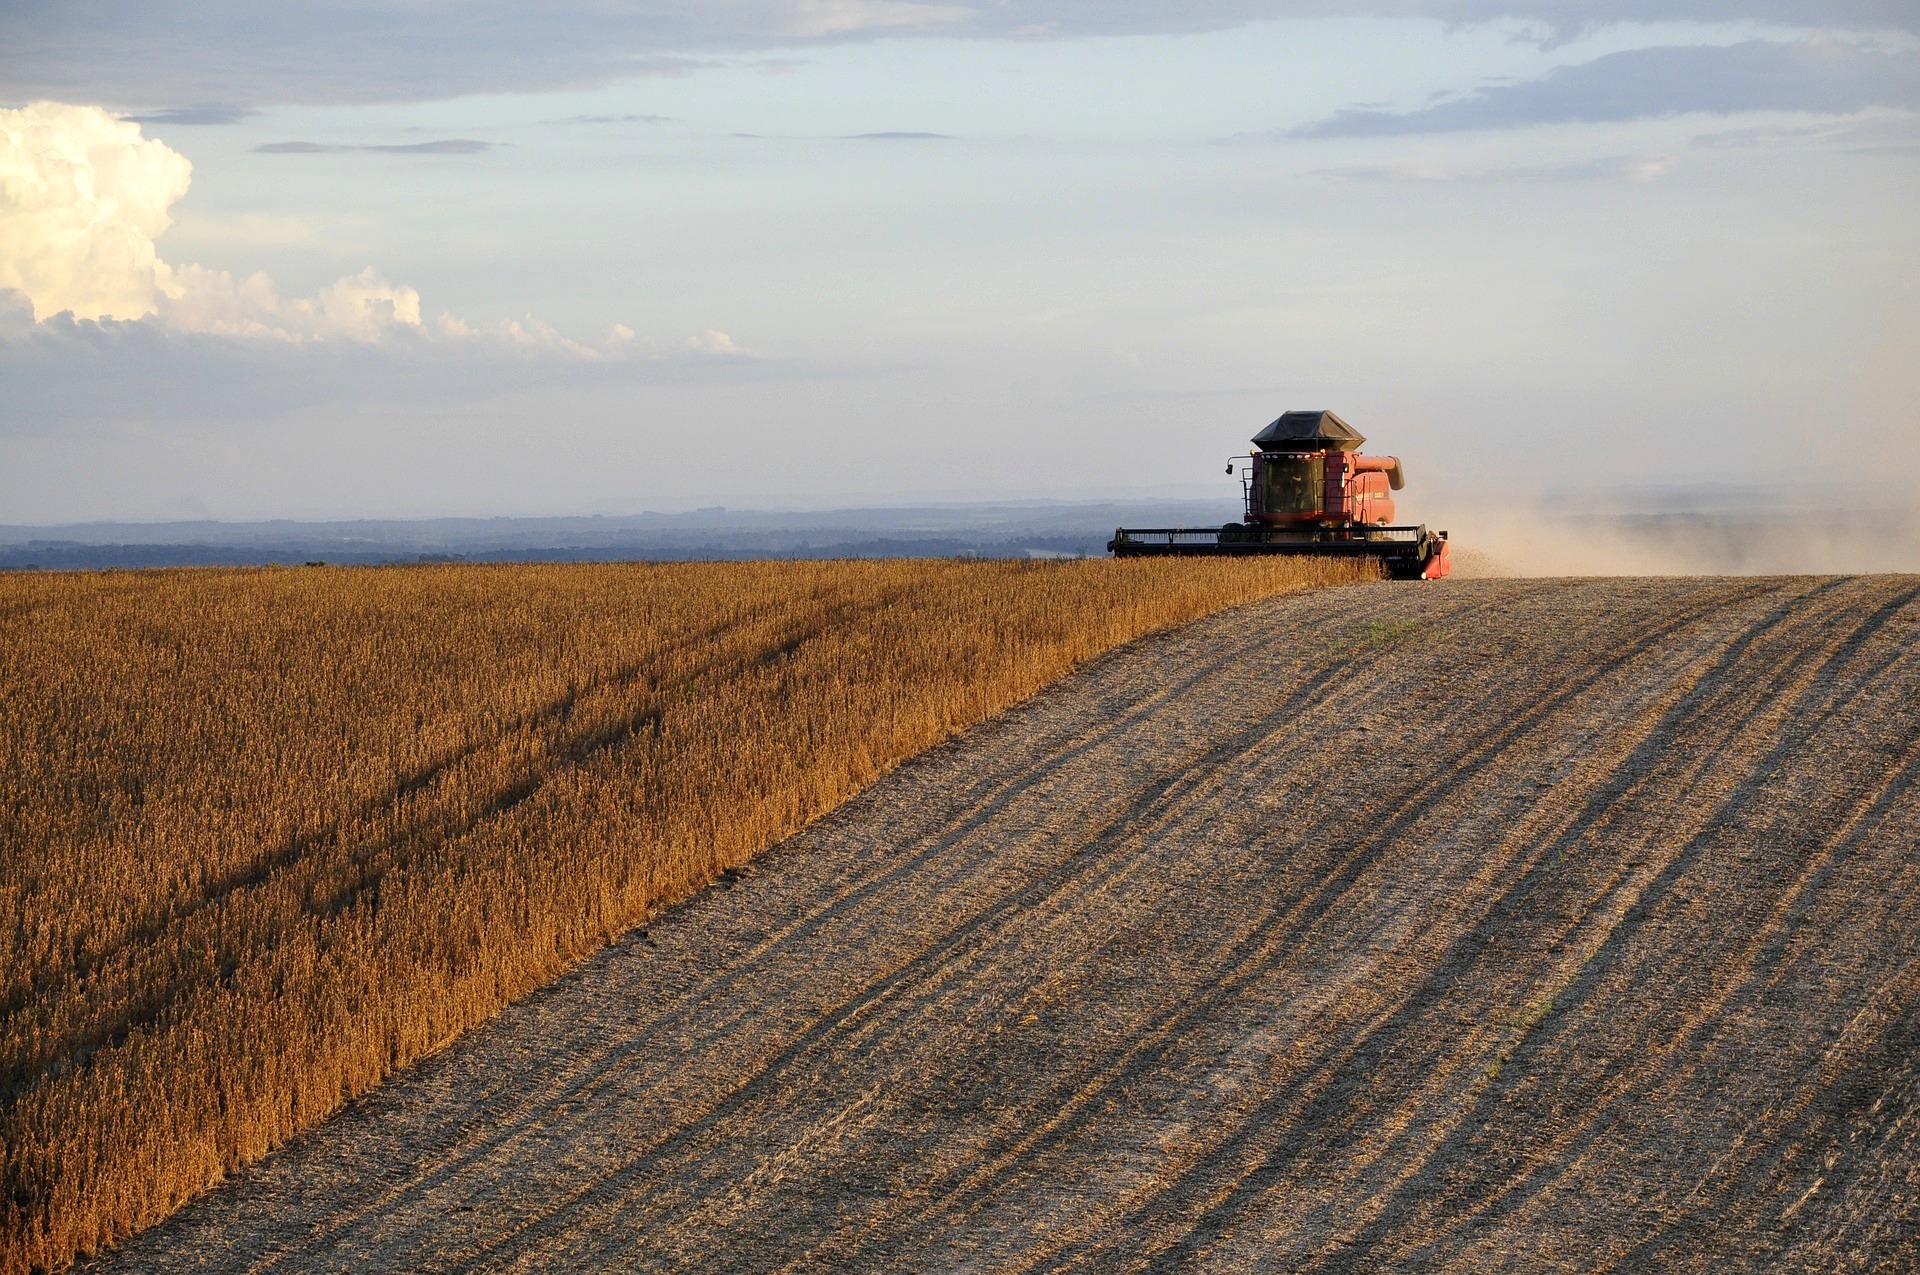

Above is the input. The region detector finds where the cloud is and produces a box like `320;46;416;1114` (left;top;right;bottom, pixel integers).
124;105;257;126
0;3;981;108
1688;114;1920;152
1317;154;1672;181
154;263;424;342
687;329;744;355
543;114;677;126
1295;38;1920;137
729;129;955;141
0;102;192;321
8;3;1911;111
770;0;973;37
1433;0;1919;43
0;102;665;354
0;102;419;335
254;139;494;154
0;104;765;445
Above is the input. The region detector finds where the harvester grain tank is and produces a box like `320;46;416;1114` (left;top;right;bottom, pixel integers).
1108;410;1451;579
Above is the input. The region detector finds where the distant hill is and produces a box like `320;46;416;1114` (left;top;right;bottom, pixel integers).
0;501;1242;570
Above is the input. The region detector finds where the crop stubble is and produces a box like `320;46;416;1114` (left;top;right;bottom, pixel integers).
81;574;1920;1273
0;557;1362;1273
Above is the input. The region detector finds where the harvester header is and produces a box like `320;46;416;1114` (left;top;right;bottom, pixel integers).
1108;409;1451;579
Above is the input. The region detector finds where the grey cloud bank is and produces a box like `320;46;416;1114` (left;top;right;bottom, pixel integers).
123;104;257;126
253;139;494;154
1296;39;1920;136
5;0;1915;108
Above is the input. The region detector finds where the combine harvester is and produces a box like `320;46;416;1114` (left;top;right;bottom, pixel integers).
1109;410;1451;580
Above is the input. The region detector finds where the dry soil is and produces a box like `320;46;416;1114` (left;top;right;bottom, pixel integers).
91;577;1920;1273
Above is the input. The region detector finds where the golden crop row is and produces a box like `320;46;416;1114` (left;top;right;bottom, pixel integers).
0;556;1366;1272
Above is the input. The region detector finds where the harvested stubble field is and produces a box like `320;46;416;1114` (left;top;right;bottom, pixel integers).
70;573;1920;1274
0;556;1363;1274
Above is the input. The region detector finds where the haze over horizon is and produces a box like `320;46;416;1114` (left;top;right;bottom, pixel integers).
3;2;1916;526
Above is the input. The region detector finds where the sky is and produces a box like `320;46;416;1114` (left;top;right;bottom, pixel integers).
1;1;1916;524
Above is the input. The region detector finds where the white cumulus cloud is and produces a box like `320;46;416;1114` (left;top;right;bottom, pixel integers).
687;329;743;355
0;101;707;357
0;101;191;321
0;100;429;342
155;262;425;342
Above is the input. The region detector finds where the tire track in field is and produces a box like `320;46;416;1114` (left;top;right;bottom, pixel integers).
88;577;1920;1275
1592;734;1920;1271
1271;576;1920;1274
1346;581;1920;1269
1245;579;1920;1275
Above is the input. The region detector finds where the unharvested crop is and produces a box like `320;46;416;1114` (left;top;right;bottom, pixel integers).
0;556;1362;1272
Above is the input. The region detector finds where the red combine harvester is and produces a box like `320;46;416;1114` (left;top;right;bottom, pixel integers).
1108;409;1451;580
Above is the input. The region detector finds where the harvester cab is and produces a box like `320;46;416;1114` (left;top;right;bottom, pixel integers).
1108;410;1451;580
